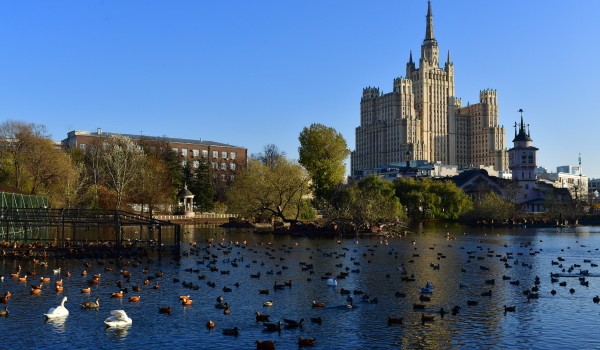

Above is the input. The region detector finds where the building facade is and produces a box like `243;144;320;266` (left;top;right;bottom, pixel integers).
61;129;247;193
351;2;506;178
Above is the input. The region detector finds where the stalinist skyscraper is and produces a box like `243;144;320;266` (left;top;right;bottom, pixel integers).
351;1;507;177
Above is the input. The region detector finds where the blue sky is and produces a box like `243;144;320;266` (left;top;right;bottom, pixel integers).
1;1;599;177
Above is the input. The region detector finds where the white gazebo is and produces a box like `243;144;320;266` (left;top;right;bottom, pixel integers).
177;184;195;217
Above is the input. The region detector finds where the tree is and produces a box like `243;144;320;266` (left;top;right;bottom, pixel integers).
102;134;146;209
0;120;48;191
298;123;350;200
226;158;311;223
252;144;286;168
394;177;472;221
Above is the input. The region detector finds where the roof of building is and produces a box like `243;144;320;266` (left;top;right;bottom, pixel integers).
66;130;245;149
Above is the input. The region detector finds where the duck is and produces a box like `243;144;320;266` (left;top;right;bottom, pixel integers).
111;291;123;298
55;279;63;287
387;316;403;325
327;278;337;286
81;297;100;310
298;337;316;347
18;276;27;283
40;276;51;283
263;321;282;332
222;327;239;336
312;300;325;308
0;292;10;304
310;316;322;324
53;268;61;275
504;305;516;313
593;295;600;303
206;320;215;329
0;306;8;317
104;309;132;328
283;318;304;329
263;301;273;307
256;340;276;350
421;314;435;324
159;306;172;314
182;298;193;306
128;295;141;303
81;287;91;294
45;296;69;319
255;311;270;322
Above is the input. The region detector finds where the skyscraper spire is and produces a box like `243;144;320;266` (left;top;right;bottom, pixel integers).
425;1;434;41
421;1;439;65
409;50;413;64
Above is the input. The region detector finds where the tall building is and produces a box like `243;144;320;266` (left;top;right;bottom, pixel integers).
351;1;506;177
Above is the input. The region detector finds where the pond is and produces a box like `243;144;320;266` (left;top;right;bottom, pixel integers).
2;224;600;349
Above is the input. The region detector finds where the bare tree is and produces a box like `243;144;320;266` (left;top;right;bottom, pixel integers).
102;134;146;209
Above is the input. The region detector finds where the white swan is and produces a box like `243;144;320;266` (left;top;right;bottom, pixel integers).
327;278;338;286
45;296;69;319
53;268;61;275
104;310;132;328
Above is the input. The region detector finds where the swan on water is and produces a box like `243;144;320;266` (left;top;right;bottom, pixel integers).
104;310;132;328
45;296;69;319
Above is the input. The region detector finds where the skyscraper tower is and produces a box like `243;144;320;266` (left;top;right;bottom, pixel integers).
351;1;506;178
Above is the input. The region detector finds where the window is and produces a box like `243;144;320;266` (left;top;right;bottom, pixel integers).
79;144;86;150
193;149;200;157
181;149;188;157
211;162;217;169
193;161;200;169
220;162;227;170
202;150;208;158
230;163;236;171
181;160;187;167
230;152;236;160
221;151;227;159
172;148;179;154
212;151;218;158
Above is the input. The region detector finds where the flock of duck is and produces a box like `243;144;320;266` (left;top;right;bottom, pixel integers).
0;230;599;348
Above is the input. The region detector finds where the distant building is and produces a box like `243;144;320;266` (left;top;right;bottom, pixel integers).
61;129;247;198
451;114;572;214
351;1;507;178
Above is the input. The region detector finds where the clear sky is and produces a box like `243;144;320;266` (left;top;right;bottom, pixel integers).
1;1;599;177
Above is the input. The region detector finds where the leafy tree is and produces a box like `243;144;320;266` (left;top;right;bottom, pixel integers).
324;176;403;230
394;177;472;221
226;158;311;223
186;157;215;212
298;123;350;200
465;191;513;223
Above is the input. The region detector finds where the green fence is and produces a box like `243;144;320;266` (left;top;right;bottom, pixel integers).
0;192;49;241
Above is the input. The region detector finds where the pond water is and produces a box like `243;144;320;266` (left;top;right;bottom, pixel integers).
2;225;600;349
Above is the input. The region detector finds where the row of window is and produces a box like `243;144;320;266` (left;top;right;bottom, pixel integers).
173;148;236;160
181;160;236;171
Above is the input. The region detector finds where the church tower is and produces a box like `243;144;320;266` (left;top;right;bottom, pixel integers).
507;110;539;203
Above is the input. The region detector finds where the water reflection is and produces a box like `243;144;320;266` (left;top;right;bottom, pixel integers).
105;325;130;340
45;315;67;333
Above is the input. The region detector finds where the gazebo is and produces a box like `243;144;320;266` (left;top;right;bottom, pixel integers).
177;184;195;217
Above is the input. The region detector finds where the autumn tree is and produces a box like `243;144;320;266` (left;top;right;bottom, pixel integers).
298;124;349;200
226;158;311;223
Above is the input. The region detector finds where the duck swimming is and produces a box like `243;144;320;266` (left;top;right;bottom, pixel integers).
45;296;69;319
81;297;100;310
104;310;132;328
